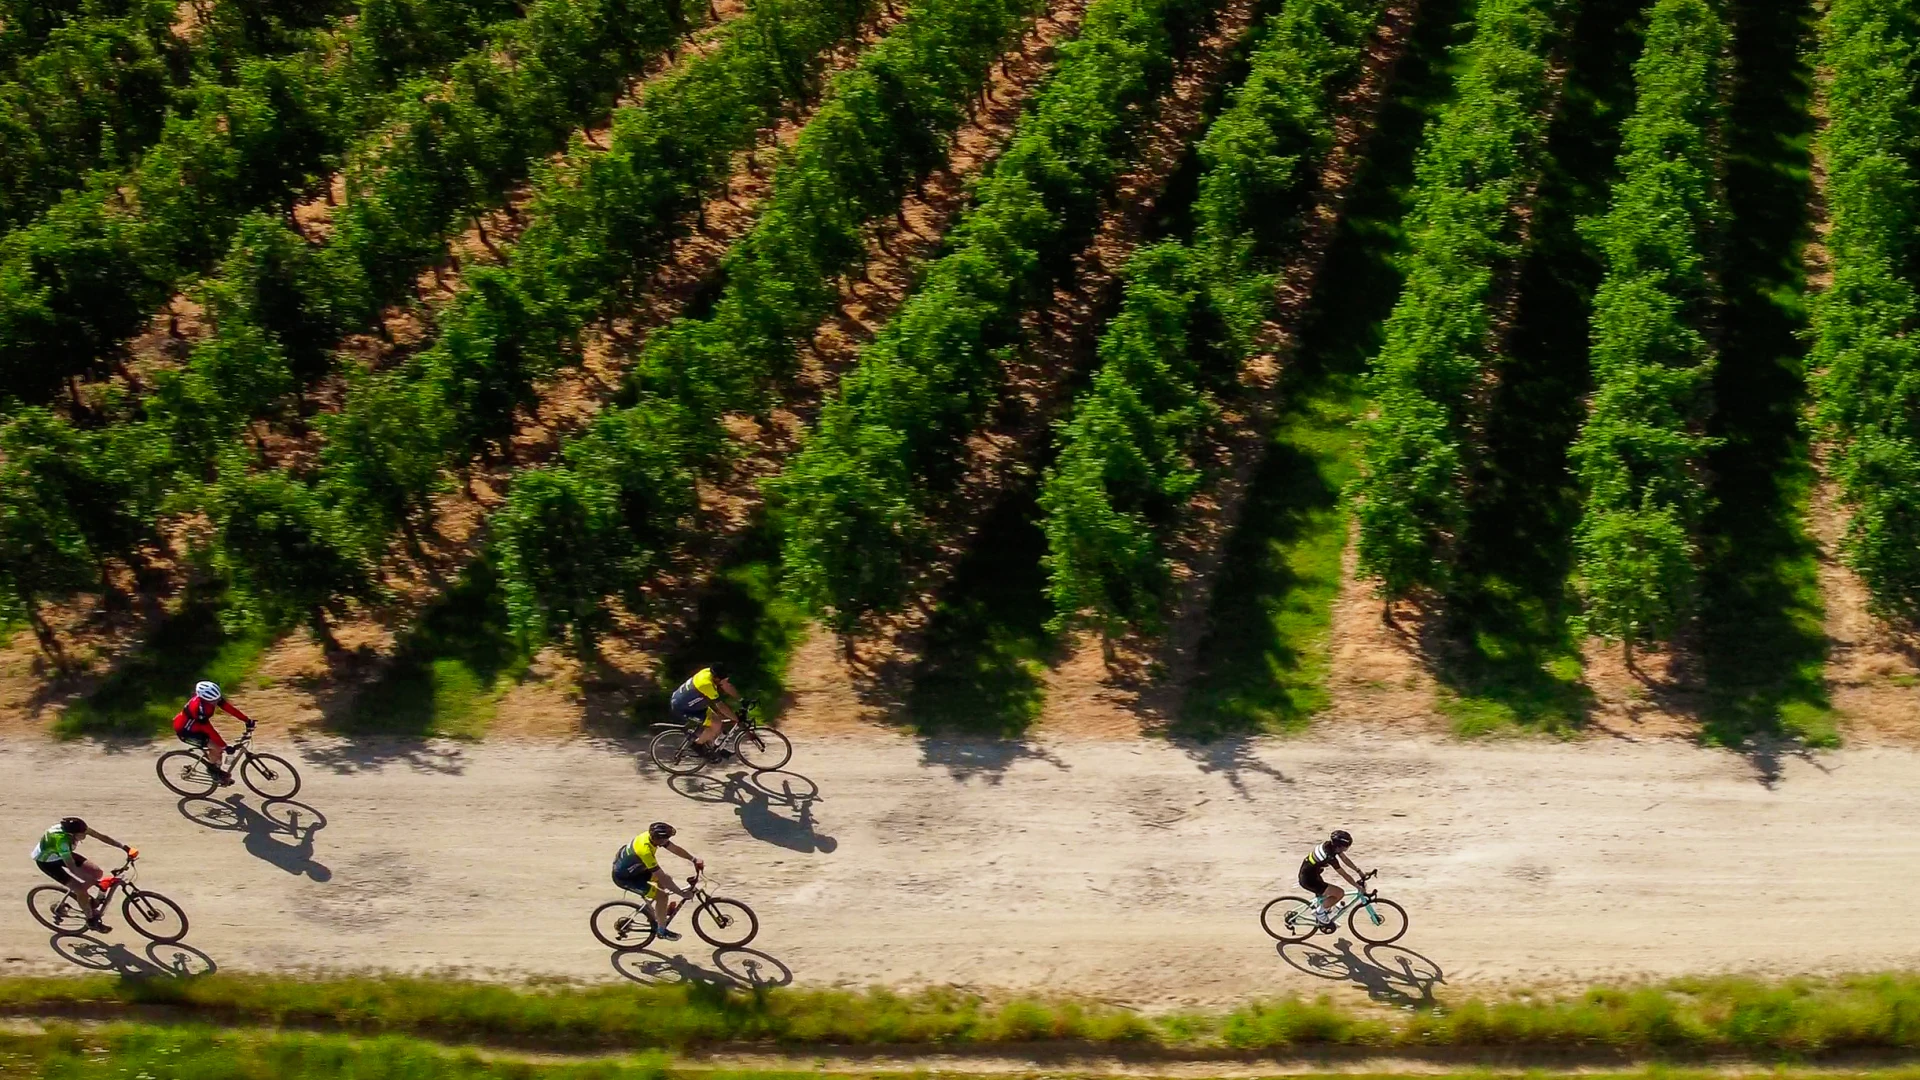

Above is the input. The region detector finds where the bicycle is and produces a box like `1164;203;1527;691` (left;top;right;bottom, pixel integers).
158;726;302;800
649;700;792;776
28;851;190;944
590;872;759;952
1261;870;1410;945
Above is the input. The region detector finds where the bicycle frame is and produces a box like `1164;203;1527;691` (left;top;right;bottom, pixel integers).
618;874;712;928
1321;873;1385;924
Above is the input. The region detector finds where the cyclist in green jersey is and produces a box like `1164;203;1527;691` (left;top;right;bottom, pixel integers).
611;822;703;940
30;817;132;932
671;665;743;758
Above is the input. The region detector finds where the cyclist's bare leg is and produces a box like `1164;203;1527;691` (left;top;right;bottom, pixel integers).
66;858;104;917
1315;885;1344;917
692;715;724;748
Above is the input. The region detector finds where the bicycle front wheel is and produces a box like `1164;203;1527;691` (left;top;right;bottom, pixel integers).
241;752;302;800
649;728;706;776
157;751;218;797
591;900;657;951
27;885;89;934
1349;896;1409;945
1260;896;1321;943
692;897;759;948
123;889;189;943
735;728;792;772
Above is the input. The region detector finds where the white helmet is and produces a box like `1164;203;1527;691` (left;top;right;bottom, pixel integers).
194;680;223;702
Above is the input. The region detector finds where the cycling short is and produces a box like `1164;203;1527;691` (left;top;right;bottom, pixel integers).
36;859;79;888
612;865;659;900
670;685;711;725
1298;864;1331;896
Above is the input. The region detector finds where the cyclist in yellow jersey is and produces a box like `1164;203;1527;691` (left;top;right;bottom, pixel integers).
671;664;742;759
611;822;703;940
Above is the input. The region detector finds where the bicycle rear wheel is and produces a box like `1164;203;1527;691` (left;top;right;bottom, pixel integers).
1260;896;1321;943
649;728;706;776
1349;896;1408;945
735;728;792;772
692;897;759;948
123;889;189;943
27;886;90;934
157;751;218;797
591;900;658;951
241;752;302;800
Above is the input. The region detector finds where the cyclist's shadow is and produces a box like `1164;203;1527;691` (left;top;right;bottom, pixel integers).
669;769;836;855
48;933;217;978
1276;936;1444;1008
177;793;332;881
612;945;793;989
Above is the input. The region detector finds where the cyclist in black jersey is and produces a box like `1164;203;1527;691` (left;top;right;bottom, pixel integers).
1299;829;1362;929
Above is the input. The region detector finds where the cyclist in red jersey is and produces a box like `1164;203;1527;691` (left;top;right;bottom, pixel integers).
172;681;253;787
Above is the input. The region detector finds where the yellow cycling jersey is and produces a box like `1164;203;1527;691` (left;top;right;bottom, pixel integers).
689;668;720;701
624;833;661;870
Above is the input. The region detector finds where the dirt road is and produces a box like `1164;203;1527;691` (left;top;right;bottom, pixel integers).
2;728;1914;1006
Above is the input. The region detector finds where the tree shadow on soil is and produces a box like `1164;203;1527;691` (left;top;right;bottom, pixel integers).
637;518;812;731
56;586;276;739
903;481;1062;739
328;560;527;739
1435;0;1647;735
1177;0;1471;736
1695;0;1833;749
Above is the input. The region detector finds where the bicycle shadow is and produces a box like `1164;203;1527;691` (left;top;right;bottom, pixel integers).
1275;936;1444;1008
667;770;837;854
48;933;218;978
612;945;793;989
177;794;332;881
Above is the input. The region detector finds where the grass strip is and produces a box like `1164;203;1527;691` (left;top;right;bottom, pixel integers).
6;974;1920;1056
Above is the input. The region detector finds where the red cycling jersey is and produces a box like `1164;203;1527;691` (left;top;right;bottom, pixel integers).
172;696;251;751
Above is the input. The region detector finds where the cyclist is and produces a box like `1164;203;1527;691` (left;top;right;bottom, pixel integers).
172;680;253;787
1300;829;1364;930
611;821;703;941
671;665;742;759
30;817;132;932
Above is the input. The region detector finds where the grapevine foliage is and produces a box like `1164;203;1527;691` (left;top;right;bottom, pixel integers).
1347;0;1565;600
1569;0;1727;651
1809;0;1920;619
1038;0;1384;641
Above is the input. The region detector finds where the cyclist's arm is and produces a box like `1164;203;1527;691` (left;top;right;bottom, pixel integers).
1334;854;1363;885
84;829;129;852
218;699;254;725
663;841;705;872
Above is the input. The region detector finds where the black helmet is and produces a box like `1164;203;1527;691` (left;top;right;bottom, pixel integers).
648;821;675;841
59;817;87;835
1328;829;1352;849
709;663;732;683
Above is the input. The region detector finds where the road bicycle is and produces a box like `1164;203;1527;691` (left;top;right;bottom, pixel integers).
650;700;792;776
158;727;302;800
591;873;759;952
1261;870;1409;945
28;851;190;944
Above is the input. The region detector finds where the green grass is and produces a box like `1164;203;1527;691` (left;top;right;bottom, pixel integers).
55;590;277;739
0;1025;672;1079
9;973;1920;1058
1182;391;1360;735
